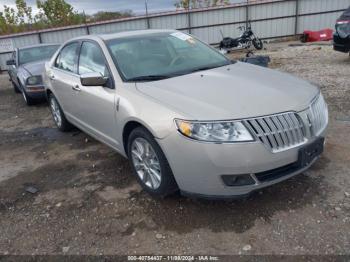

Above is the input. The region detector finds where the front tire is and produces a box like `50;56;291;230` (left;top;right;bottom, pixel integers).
49;93;73;132
12;81;21;93
22;89;36;106
127;127;178;197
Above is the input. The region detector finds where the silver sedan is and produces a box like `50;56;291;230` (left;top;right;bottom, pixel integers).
44;30;328;199
7;44;59;105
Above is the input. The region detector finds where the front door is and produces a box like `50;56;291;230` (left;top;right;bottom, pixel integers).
72;41;118;148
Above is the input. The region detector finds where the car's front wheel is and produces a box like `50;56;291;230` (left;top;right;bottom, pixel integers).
49;93;73;132
127;127;178;197
12;81;21;93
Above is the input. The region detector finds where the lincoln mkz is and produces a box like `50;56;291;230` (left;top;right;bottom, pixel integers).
44;30;328;198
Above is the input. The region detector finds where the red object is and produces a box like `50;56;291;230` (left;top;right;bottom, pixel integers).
302;28;334;42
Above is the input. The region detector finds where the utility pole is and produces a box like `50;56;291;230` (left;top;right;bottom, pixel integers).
145;0;150;29
188;6;191;34
245;0;249;29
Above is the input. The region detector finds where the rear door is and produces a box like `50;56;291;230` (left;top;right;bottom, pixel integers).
48;42;80;118
73;40;118;147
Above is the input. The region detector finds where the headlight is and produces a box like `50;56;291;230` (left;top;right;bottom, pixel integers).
175;119;254;142
26;75;42;85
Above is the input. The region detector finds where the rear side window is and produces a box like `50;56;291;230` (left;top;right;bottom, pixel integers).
78;41;109;77
55;42;79;73
12;51;16;61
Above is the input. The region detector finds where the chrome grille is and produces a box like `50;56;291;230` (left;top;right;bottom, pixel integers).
244;112;306;153
308;94;328;136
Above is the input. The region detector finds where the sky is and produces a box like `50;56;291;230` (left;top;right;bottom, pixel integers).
0;0;244;15
0;0;186;15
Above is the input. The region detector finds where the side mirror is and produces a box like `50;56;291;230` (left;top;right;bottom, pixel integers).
6;59;15;66
80;72;107;86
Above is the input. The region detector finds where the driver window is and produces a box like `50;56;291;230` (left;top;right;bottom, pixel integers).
78;41;109;77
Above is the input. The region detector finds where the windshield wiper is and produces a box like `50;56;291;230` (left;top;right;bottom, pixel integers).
127;75;173;82
188;63;230;74
189;66;217;73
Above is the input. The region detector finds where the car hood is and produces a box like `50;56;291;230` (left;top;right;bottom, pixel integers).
136;62;319;120
20;60;46;76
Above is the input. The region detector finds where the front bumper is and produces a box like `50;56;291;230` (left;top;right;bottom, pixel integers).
24;85;46;99
333;34;350;53
157;130;326;198
334;42;350;53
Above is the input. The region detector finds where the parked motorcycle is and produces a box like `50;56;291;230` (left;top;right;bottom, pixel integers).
219;22;263;52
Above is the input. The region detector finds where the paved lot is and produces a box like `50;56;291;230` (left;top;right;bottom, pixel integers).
0;42;349;255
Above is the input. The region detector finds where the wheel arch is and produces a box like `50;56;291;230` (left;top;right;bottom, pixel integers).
46;88;53;100
122;120;158;157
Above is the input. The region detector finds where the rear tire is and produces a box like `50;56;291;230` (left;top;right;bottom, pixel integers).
127;127;178;197
48;93;73;132
253;38;263;50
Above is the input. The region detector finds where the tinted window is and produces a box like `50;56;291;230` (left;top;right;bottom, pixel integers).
55;43;79;73
18;45;59;65
78;41;108;77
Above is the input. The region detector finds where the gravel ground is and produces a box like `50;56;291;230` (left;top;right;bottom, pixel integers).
0;42;349;256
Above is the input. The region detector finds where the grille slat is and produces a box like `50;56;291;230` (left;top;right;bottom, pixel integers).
257;118;278;149
277;114;294;146
265;117;284;147
247;119;272;148
246;112;306;152
283;114;297;144
271;116;289;146
308;94;328;136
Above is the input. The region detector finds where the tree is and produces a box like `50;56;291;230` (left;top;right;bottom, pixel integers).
0;0;135;35
0;5;19;34
0;0;34;34
175;0;230;9
87;10;133;23
16;0;33;24
36;0;83;26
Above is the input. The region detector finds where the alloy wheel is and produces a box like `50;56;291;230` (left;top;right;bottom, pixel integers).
50;97;62;128
131;137;162;189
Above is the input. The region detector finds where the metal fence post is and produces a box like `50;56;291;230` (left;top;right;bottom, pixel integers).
145;0;150;29
294;0;299;35
188;8;192;34
37;32;42;43
245;0;249;28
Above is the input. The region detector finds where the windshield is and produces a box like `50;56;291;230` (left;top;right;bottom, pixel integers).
106;32;231;81
19;45;59;65
336;22;350;38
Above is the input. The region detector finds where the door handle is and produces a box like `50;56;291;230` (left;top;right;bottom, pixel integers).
72;85;81;92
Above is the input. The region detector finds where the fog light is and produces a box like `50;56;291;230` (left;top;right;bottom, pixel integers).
222;174;255;186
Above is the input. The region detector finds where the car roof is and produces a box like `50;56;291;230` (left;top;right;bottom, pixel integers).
18;43;60;51
71;29;177;42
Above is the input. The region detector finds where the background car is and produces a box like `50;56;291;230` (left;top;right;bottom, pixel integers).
333;6;350;54
7;43;60;105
